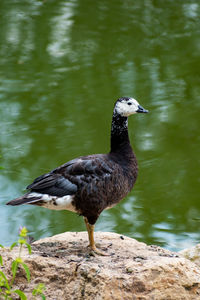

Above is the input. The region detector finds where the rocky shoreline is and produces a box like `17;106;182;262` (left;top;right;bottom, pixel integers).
1;231;200;299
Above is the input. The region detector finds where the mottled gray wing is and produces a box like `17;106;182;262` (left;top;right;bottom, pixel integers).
55;155;113;184
26;155;112;197
27;173;77;197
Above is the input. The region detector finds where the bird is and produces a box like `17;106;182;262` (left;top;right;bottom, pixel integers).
7;97;148;255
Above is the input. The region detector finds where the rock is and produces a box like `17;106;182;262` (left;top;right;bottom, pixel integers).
179;244;200;267
1;232;200;299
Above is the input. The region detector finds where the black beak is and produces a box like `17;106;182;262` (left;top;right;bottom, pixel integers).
136;105;149;113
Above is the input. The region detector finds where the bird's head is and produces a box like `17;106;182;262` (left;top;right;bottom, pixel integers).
114;97;148;117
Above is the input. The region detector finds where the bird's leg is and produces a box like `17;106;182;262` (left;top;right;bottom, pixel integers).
84;217;109;256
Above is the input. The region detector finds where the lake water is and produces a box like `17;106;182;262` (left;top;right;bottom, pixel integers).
0;0;200;251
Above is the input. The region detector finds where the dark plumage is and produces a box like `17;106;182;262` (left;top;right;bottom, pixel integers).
7;97;148;255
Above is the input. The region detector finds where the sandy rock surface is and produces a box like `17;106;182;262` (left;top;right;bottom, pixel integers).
1;232;200;300
179;244;200;267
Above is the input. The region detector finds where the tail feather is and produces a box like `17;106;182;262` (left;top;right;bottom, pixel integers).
7;192;76;212
6;193;41;206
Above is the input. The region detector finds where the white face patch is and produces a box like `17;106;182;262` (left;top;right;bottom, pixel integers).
114;98;140;117
28;192;77;212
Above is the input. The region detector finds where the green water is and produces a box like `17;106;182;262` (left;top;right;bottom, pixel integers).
0;0;200;251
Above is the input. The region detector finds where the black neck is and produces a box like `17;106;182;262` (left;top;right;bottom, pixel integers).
110;112;132;154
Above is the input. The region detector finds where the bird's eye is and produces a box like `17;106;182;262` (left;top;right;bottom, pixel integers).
127;102;132;106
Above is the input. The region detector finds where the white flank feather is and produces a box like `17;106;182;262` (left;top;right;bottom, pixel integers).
28;192;77;212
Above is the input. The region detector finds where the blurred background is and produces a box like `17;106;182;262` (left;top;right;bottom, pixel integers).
0;0;200;251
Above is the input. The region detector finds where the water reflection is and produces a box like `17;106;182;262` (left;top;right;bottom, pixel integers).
0;0;200;251
47;2;75;58
0;102;31;163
